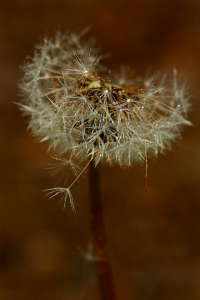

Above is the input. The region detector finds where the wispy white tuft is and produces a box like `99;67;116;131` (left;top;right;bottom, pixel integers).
45;187;76;212
47;155;84;182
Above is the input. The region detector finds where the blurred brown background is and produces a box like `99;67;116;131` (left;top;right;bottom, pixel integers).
0;0;200;299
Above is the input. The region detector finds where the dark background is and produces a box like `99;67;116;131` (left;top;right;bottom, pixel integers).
0;0;200;299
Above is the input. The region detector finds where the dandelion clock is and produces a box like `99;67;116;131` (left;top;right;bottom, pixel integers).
19;29;191;300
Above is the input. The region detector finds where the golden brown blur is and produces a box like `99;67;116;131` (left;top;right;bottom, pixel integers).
0;0;200;299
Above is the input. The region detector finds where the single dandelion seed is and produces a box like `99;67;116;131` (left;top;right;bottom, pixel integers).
45;187;76;212
47;154;84;183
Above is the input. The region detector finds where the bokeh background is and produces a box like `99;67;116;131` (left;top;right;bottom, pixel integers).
0;0;200;299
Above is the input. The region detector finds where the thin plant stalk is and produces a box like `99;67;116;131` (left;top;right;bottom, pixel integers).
89;162;117;300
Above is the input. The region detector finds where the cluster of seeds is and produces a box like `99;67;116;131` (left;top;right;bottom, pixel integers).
19;30;191;210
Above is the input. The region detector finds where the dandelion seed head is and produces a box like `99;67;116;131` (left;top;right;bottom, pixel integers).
19;30;192;208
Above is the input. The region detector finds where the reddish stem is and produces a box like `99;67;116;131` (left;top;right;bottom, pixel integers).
89;162;117;300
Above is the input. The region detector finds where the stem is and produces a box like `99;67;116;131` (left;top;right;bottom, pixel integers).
89;162;117;300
